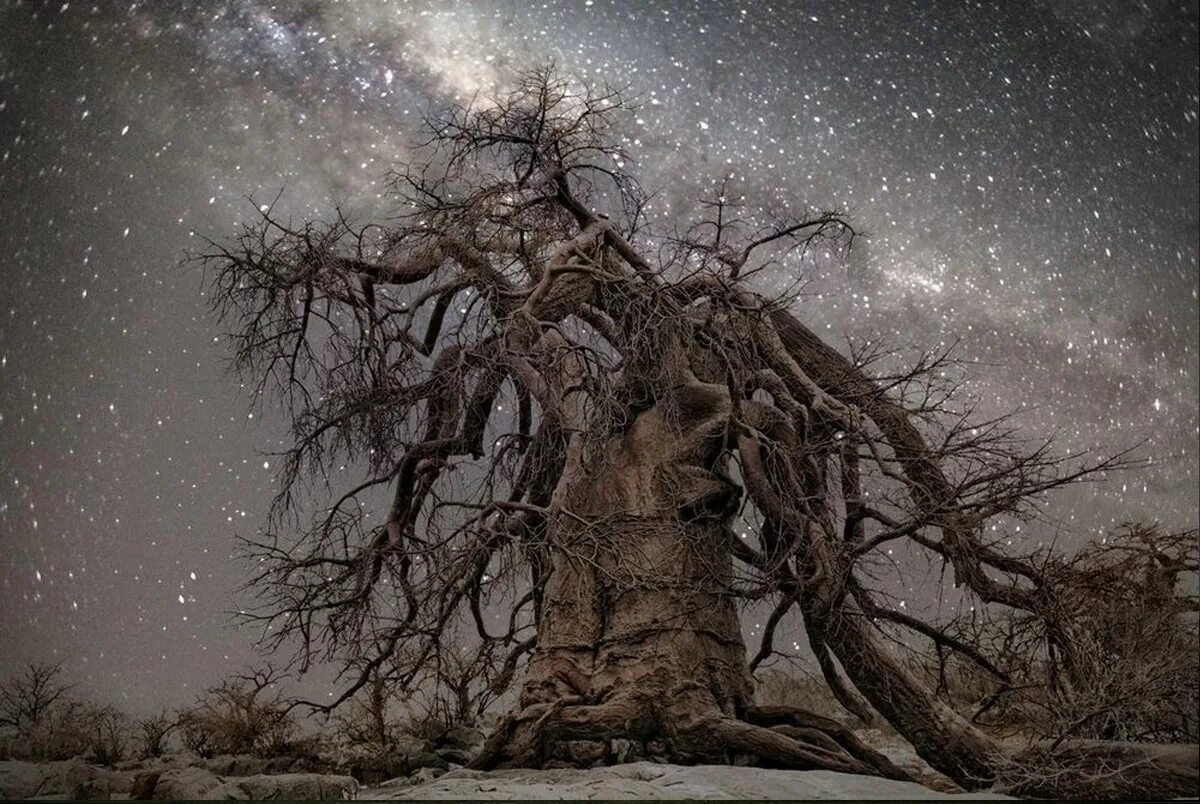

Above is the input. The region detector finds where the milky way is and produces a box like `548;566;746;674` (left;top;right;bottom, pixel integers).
0;0;1196;712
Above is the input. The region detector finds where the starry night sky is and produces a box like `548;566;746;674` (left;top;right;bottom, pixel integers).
0;0;1197;714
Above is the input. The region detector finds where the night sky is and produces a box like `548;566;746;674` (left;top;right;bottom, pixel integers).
1;0;1197;715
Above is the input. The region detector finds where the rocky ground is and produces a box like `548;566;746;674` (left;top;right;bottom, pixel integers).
8;728;1192;800
363;762;1011;800
1;757;1012;801
0;724;1014;801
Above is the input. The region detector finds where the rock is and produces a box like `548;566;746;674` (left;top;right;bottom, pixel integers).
347;749;448;784
163;750;202;767
375;775;415;789
214;772;359;801
433;747;473;766
411;751;450;773
367;761;1013;800
1;761;131;799
436;727;484;752
145;767;224;800
70;780;108;800
65;764;133;800
129;771;161;800
384;739;432;758
609;739;635;764
347;761;391;787
17;760;78;797
410;766;445;784
0;761;51;801
265;755;303;773
201;753;268;777
68;764;133;793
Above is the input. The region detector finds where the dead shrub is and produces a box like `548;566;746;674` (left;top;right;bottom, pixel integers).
175;666;294;757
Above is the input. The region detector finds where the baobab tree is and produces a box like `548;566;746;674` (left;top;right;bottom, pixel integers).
203;67;1198;797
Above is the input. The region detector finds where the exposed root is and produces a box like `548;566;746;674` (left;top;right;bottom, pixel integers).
703;716;902;778
470;697;913;782
744;705;911;781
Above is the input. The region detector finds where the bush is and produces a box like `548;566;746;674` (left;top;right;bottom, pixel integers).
918;523;1199;744
85;705;130;765
136;709;176;758
24;699;91;760
334;668;403;753
176;667;295;757
0;663;118;761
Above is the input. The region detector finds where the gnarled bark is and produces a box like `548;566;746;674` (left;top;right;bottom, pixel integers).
471;385;905;780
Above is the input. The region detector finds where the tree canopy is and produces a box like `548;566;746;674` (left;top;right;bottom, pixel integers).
201;67;1198;797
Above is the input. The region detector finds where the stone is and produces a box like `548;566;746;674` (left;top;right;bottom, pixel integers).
146;767;224;800
64;764;133;800
375;775;414;789
433;747;472;766
436;727;484;752
609;738;635;764
409;766;445;784
215;772;359;801
0;761;51;801
201;753;268;777
265;754;303;773
411;751;450;772
644;739;668;759
344;747;447;784
128;771;161;800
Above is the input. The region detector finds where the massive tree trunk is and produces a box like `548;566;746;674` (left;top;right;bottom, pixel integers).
471;385;908;780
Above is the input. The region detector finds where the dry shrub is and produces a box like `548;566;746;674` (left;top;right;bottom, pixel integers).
333;668;403;753
923;524;1199;744
176;667;294;758
24;700;92;761
0;662;134;763
85;705;130;765
135;709;176;758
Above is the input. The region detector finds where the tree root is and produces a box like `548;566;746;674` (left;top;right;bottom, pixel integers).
743;705;911;781
470;697;912;782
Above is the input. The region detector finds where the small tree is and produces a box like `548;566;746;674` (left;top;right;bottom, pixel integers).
0;662;93;761
176;709;218;759
84;705;130;766
0;662;73;737
136;709;177;759
176;667;294;757
334;664;400;753
25;699;90;761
